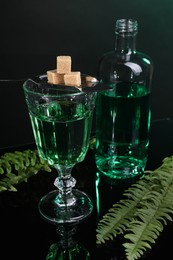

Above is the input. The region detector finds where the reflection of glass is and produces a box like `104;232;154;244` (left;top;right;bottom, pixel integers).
23;76;96;224
46;226;90;260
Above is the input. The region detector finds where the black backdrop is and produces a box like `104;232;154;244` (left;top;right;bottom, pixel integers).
1;0;173;146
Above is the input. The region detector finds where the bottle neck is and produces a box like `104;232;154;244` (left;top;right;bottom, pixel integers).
115;33;137;53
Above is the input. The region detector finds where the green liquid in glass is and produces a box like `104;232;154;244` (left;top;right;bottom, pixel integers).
95;83;151;179
30;101;93;167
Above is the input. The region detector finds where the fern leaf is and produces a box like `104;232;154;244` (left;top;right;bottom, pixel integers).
125;170;173;259
0;149;52;192
96;155;173;260
96;174;161;244
96;178;153;244
123;206;163;260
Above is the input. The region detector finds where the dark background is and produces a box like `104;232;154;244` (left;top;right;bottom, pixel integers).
1;3;173;259
1;0;173;146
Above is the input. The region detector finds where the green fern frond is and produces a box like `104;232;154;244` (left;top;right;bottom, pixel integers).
0;149;52;192
96;155;173;260
96;176;156;244
124;205;164;260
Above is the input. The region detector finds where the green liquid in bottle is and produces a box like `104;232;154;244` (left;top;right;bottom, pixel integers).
95;83;151;179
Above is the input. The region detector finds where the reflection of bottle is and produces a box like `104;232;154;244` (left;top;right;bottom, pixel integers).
95;19;153;179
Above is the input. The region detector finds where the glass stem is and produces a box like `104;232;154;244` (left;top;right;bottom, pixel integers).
56;225;77;249
53;166;77;207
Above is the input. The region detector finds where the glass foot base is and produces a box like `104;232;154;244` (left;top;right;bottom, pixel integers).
38;189;93;225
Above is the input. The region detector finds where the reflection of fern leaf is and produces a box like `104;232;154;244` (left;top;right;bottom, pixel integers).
0;149;52;192
96;156;173;260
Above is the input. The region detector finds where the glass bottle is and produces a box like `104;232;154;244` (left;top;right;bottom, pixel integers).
95;19;154;180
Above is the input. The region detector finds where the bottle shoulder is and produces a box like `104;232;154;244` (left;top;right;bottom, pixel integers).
99;50;153;67
133;51;153;67
98;50;153;84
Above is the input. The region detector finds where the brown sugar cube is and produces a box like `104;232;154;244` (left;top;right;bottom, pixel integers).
57;56;71;74
47;70;64;84
47;69;56;83
64;72;81;87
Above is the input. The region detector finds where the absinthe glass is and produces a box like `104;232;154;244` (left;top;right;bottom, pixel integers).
23;77;96;224
30;95;93;168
